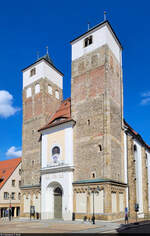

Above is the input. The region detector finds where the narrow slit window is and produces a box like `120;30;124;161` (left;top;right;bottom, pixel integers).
98;144;102;152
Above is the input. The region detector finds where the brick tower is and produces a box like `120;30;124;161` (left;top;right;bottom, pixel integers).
21;52;63;217
71;21;124;183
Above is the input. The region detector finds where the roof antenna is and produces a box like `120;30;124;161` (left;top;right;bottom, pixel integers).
88;22;90;31
46;46;48;55
36;51;39;60
104;11;107;21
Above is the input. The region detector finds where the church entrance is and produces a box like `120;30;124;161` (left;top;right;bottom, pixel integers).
54;187;62;219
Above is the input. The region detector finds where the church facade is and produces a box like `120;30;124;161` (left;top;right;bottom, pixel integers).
20;20;150;221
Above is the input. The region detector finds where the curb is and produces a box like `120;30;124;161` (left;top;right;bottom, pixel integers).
118;220;150;232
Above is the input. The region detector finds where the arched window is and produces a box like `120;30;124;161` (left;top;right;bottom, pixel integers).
52;146;60;156
26;87;32;98
48;85;52;95
35;84;40;94
55;90;59;99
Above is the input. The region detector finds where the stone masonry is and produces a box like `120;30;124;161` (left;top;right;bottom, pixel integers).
71;44;124;183
21;75;62;216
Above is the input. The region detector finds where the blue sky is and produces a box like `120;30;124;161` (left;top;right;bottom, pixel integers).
0;0;150;160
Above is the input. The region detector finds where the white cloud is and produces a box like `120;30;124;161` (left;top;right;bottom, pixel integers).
0;90;20;118
140;91;150;105
6;146;22;158
141;91;150;97
140;97;150;105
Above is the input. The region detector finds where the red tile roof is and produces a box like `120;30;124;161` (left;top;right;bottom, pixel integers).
124;120;150;150
39;98;75;131
0;157;21;189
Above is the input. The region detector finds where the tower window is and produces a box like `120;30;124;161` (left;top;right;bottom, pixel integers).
87;120;90;125
26;87;32;98
91;172;96;179
35;84;40;94
30;68;36;77
133;144;137;152
55;90;59;99
98;144;102;152
84;35;93;47
48;85;52;95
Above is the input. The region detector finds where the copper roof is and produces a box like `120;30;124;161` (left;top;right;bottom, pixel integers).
39;98;74;131
0;157;21;189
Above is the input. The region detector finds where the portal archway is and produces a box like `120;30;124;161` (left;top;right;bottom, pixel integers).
54;186;62;218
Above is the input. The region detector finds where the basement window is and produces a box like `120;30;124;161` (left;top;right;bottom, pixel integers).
84;35;93;47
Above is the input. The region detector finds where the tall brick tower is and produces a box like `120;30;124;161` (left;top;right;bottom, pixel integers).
71;20;124;183
21;52;63;217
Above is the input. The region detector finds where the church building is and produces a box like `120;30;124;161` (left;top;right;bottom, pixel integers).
20;20;150;221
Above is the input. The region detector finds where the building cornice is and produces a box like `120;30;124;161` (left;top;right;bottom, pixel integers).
40;164;74;175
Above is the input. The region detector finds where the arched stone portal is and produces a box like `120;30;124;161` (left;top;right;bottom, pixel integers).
54;187;62;218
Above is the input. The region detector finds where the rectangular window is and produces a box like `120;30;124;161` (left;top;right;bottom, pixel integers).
11;192;15;200
84;35;93;47
19;180;21;187
19;169;21;175
30;68;36;77
12;180;15;187
4;192;9;200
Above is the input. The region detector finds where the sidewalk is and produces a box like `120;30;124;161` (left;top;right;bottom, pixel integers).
0;216;149;234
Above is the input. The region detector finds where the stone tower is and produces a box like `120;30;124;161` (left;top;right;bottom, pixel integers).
71;21;124;183
21;53;63;216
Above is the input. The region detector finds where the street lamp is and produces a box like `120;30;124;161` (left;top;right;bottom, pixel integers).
88;186;100;224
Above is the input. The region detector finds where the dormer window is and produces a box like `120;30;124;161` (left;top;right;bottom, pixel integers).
84;35;93;47
30;68;36;77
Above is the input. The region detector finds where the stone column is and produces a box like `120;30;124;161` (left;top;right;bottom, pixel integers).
87;193;90;218
142;147;148;216
73;191;76;214
104;184;111;220
127;135;136;218
117;191;119;213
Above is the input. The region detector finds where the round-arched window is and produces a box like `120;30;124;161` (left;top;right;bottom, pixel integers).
52;146;60;156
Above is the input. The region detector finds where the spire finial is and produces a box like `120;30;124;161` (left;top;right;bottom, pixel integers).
88;22;90;31
46;46;48;55
36;51;39;60
104;11;107;21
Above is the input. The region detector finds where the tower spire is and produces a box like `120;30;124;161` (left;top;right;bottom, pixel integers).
88;22;90;31
104;11;107;21
46;46;49;55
